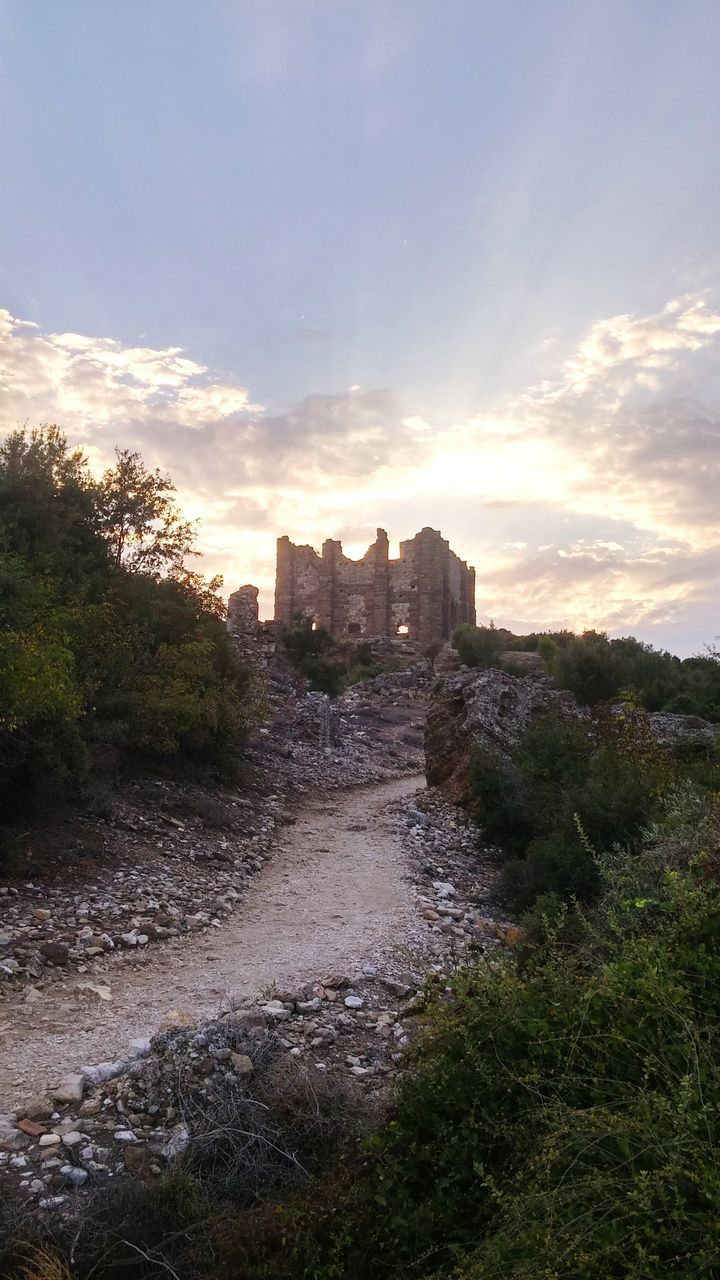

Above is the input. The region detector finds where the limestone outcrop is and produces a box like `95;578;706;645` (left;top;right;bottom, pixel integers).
425;668;584;794
424;666;717;795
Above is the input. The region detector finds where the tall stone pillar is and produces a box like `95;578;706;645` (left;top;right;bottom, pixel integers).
274;536;295;623
370;528;390;635
320;539;342;632
466;565;477;626
415;527;447;644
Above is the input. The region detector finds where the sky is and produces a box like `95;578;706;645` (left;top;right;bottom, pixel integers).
1;0;719;655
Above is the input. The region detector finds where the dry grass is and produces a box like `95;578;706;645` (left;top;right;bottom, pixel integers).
19;1249;73;1280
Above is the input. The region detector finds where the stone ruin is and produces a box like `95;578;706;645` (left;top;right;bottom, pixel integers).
274;527;476;645
227;526;476;666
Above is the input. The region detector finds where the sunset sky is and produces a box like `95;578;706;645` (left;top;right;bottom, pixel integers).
1;1;719;655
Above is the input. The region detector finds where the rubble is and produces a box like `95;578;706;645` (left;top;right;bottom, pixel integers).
0;662;427;1002
0;778;513;1207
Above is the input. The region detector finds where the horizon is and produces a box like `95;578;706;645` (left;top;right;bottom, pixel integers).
2;2;719;657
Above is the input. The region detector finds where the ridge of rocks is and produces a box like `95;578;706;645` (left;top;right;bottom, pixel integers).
425;661;716;796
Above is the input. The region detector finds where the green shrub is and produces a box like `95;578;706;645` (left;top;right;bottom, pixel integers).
468;710;674;910
452;622;511;669
452;623;720;720
0;426;260;825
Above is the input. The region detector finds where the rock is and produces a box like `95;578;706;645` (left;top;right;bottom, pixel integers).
52;1073;85;1105
79;1098;102;1117
60;1165;88;1187
433;880;456;898
426;665;718;795
230;1052;254;1079
114;1129;136;1143
39;941;70;966
22;1096;53;1122
39;1133;62;1148
344;995;364;1010
0;1116;30;1153
123;1143;153;1173
296;997;322;1013
645;711;716;749
81;1060;125;1085
61;1131;84;1147
321;974;351;989
31;908;52;922
16;1118;46;1137
262;1000;291;1021
425;666;586;793
158;1008;195;1032
156;1123;189;1161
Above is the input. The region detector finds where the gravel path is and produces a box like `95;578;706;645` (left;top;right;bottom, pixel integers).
0;775;424;1112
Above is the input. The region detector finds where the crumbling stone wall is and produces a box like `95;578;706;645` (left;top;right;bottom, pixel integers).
227;585;277;665
274;527;476;645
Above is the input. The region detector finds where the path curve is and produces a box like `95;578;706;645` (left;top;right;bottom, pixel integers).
0;775;423;1112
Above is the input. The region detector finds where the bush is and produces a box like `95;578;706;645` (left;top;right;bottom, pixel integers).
468;710;675;910
0;427;260;827
452;622;511;669
452;623;720;720
286;797;720;1279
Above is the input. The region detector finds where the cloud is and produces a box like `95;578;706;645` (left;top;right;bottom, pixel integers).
0;309;262;431
493;297;720;544
1;298;720;653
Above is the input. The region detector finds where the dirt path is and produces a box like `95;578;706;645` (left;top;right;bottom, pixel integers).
0;775;423;1112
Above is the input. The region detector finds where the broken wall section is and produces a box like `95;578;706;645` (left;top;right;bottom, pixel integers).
274;527;476;646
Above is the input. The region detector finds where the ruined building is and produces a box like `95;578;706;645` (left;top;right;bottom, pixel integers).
274;527;476;645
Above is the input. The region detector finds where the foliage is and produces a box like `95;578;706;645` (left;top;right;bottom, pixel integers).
468;709;676;910
0;426;258;833
340;642;409;689
453;621;511;669
280;614;345;695
270;792;720;1280
98;448;197;574
5;800;720;1279
452;623;720;720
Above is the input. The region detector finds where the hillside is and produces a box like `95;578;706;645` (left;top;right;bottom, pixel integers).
2;442;720;1280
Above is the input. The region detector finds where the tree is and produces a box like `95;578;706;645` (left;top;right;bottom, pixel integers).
0;425;106;581
98;449;197;575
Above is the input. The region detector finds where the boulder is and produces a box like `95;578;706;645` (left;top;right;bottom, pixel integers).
646;712;716;751
425;667;585;794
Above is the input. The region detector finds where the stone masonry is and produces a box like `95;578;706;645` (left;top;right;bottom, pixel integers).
274;527;476;645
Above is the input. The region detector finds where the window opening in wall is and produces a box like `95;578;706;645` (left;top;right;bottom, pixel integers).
396;623;409;635
347;622;361;634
